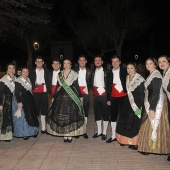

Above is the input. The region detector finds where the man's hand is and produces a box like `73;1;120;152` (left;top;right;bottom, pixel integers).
107;101;111;106
80;97;83;103
57;87;61;92
0;106;3;112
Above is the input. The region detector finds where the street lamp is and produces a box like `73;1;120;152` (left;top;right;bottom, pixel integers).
134;54;138;60
33;42;39;50
60;55;63;60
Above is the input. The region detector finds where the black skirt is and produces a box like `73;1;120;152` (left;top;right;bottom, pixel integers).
47;85;85;135
116;96;140;138
19;91;39;127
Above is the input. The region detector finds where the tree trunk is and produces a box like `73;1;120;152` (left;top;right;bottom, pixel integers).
27;50;33;69
26;38;33;69
116;46;122;58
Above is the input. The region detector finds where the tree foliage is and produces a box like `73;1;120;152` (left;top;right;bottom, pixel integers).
0;0;52;39
0;0;53;68
60;0;151;57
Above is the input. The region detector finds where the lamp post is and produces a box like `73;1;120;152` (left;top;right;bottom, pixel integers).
134;54;138;60
32;41;40;66
33;42;39;51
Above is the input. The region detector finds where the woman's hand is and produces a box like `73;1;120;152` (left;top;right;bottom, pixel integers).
0;106;3;112
57;87;61;92
18;103;23;109
148;110;155;120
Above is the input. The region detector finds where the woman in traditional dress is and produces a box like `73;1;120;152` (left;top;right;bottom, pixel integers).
138;58;170;155
47;59;86;143
158;55;170;161
116;63;145;150
0;63;16;141
13;67;39;140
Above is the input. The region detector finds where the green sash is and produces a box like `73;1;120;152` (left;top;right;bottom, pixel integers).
59;72;84;113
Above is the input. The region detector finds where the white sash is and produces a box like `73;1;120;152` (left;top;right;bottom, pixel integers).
16;76;32;92
126;73;145;118
162;67;170;101
144;70;163;141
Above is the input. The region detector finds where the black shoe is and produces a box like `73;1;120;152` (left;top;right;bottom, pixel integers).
92;133;102;138
33;134;38;138
167;155;170;161
64;138;68;143
101;134;107;140
140;152;149;156
120;144;125;146
128;145;138;150
68;138;72;143
23;137;29;140
41;130;47;134
75;136;79;139
84;133;88;139
5;140;11;142
106;137;116;143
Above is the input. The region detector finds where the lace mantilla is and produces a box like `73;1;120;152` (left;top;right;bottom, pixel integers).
16;76;32;91
57;70;78;86
0;74;16;93
126;73;145;117
144;70;162;88
144;70;163;142
162;67;170;101
126;73;145;92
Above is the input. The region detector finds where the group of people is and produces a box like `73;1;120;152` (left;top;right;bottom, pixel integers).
0;54;170;161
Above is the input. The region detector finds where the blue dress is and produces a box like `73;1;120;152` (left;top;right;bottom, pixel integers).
13;76;39;137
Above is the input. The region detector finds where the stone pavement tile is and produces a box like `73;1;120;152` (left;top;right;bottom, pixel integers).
66;165;93;170
14;161;43;170
0;161;18;170
92;165;119;170
1;106;170;170
70;153;93;159
42;157;69;165
52;142;74;149
68;158;92;165
13;168;39;170
0;149;8;155
40;165;67;170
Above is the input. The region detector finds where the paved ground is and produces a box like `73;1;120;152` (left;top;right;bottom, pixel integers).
0;95;170;170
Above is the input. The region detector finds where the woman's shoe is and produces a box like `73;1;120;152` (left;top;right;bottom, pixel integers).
68;138;72;143
167;155;170;161
75;136;79;139
140;152;149;155
120;144;125;146
83;133;88;139
64;138;68;143
33;134;38;138
23;137;29;140
128;145;138;150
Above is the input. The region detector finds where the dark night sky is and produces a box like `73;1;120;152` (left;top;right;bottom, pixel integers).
0;0;170;70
